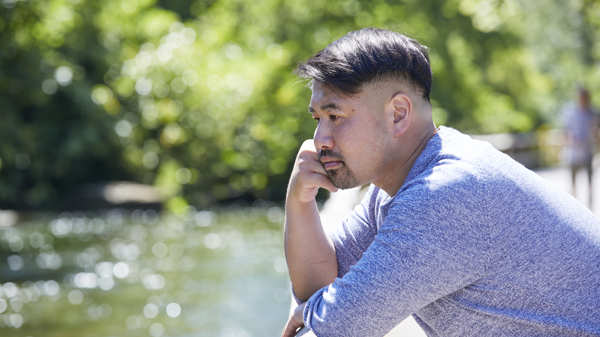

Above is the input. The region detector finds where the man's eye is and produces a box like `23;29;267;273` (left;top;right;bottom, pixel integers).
329;115;338;121
312;117;320;122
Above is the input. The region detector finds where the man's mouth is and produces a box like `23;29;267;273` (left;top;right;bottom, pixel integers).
320;154;344;170
322;160;344;170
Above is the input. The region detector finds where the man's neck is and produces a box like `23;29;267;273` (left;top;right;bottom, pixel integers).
377;122;437;197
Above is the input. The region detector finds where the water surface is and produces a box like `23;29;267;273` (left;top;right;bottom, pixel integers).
0;207;289;337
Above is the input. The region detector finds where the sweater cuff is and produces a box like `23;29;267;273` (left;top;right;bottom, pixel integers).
303;286;328;335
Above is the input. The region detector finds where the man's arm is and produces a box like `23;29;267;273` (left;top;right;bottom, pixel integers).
281;301;307;337
300;182;492;337
284;139;338;302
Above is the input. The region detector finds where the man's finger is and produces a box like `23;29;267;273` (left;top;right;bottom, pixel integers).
281;317;303;337
297;140;319;160
317;174;338;193
297;155;328;176
299;139;317;151
303;172;338;194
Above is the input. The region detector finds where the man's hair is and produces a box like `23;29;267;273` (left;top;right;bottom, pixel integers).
296;28;432;101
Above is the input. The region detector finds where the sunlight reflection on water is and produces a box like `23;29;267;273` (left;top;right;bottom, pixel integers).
0;208;289;336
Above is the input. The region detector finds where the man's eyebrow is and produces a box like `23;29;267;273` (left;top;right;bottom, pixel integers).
308;103;341;113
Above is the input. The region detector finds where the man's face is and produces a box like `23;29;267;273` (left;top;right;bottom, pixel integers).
309;81;391;189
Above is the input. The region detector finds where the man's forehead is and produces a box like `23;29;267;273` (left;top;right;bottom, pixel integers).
310;81;335;99
309;82;350;110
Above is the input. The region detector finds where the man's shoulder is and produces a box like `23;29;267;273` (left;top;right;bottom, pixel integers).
389;150;512;221
404;153;495;198
382;126;525;223
395;167;487;210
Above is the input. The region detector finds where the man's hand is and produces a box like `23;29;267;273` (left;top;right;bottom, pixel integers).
284;139;338;303
287;139;338;204
281;302;307;337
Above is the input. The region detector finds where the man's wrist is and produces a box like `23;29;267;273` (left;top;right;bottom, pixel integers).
285;196;318;217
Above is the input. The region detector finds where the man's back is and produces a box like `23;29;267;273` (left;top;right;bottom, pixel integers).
412;127;600;336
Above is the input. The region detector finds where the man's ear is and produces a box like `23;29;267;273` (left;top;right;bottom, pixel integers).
388;91;412;137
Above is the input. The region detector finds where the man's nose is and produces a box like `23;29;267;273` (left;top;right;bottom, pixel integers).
314;121;334;150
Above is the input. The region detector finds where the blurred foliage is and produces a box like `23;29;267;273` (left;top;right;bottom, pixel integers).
0;0;599;209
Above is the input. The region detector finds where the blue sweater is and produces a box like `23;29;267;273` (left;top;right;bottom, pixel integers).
302;127;600;337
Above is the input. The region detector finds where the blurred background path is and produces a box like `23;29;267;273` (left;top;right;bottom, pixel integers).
535;161;600;213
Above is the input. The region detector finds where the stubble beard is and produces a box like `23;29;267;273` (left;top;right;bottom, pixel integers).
326;166;359;189
319;149;359;189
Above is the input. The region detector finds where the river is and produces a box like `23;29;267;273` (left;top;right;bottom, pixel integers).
0;207;290;337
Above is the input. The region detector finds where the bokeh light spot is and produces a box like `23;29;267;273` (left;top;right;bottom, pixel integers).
115;120;133;138
152;242;168;258
43;280;60;297
54;66;73;86
0;299;7;314
142;274;165;290
3;282;18;298
73;272;98;289
41;79;58;95
98;277;115;291
203;233;222;250
113;262;130;279
143;303;159;319
165;302;181;318
7;255;24;271
136;77;153;96
67;290;84;305
149;322;165;337
8;313;23;328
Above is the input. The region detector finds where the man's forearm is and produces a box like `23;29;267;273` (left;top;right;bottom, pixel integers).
284;197;337;302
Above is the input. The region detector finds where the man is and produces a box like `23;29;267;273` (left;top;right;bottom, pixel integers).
281;28;600;337
562;87;598;208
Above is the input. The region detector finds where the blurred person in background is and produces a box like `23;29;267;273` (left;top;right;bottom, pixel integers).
281;28;600;337
562;86;598;208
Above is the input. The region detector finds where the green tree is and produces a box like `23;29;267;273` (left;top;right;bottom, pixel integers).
1;0;598;209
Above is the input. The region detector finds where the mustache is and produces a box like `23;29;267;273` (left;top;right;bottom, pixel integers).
319;149;343;161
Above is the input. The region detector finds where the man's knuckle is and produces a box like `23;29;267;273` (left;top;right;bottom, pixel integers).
299;149;315;158
297;159;310;170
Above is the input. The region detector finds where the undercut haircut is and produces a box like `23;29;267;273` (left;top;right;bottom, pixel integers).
296;28;432;101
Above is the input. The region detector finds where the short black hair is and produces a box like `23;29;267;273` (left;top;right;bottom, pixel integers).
296;28;432;101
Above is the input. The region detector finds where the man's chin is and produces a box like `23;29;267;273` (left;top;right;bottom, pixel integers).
328;171;359;190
